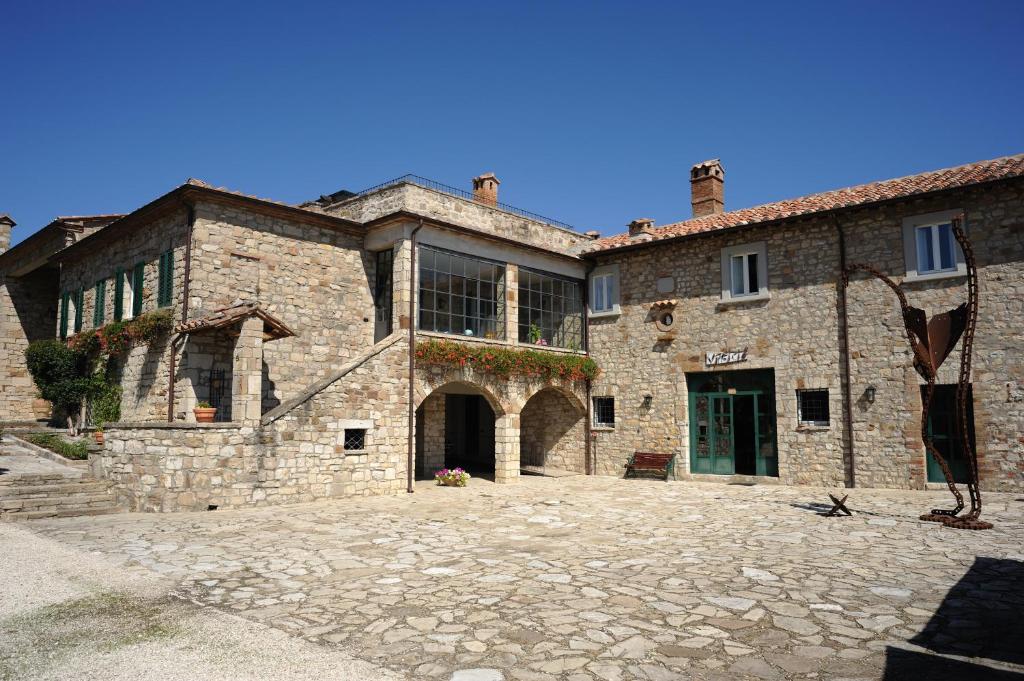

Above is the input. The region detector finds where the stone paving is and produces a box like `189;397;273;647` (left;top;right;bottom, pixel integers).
27;477;1024;680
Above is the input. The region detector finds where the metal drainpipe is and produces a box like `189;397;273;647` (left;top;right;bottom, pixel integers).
407;220;424;493
835;216;857;488
583;260;596;475
167;200;196;422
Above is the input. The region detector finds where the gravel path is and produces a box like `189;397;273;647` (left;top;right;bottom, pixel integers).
0;522;404;680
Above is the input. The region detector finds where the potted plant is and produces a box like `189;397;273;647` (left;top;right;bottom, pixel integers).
93;427;104;446
434;467;471;487
194;401;217;423
32;397;52;421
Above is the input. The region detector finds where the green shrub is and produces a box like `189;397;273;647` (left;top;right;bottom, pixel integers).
25;341;92;418
91;382;122;427
23;432;90;460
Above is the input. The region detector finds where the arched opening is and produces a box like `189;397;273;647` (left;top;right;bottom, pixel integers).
416;382;500;481
520;387;586;475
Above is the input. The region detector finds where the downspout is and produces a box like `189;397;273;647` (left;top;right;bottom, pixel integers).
583;259;596;475
834;216;856;488
407;219;424;493
167;199;196;422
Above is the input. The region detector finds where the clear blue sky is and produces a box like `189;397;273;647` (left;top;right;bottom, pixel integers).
2;1;1022;244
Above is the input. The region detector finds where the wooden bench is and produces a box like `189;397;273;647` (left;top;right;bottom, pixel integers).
624;452;675;481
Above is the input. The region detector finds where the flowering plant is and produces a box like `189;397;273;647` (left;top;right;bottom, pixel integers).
415;339;599;382
435;467;471;487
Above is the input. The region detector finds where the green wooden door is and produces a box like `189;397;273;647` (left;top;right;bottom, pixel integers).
754;393;779;477
690;393;735;474
925;386;970;484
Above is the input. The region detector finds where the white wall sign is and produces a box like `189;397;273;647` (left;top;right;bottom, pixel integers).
705;349;748;367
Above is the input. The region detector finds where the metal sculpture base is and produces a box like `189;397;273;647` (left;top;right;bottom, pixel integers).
920;512;994;530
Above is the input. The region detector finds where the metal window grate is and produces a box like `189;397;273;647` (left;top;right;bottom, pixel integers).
344;429;366;451
517;267;583;350
418;244;506;339
797;389;829;425
593;397;615;427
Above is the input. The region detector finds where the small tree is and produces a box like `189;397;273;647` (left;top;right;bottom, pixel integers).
25;340;92;435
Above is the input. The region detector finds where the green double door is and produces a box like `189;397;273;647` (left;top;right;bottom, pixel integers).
690;391;778;477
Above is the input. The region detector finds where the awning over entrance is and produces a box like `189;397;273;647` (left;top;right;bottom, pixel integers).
175;300;296;342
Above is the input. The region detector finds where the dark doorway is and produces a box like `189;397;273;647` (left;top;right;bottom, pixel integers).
923;384;973;484
733;394;757;475
444;394;495;475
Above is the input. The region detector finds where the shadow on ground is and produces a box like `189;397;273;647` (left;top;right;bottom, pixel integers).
883;557;1024;680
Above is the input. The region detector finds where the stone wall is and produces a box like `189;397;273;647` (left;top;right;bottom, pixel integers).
519;387;586;473
417;391;446;476
329;183;591;256
57;208;189;421
590;180;1024;491
188;202;376;416
0;228;71;422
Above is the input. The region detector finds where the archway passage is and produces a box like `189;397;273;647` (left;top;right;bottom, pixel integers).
520;387;586;475
416;383;498;481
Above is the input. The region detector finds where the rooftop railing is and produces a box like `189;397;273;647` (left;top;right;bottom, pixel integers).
350;174;576;231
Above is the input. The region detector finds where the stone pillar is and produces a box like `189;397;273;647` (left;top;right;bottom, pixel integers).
392;237;414;333
494;412;520;483
232;316;263;424
422;392;446;474
505;263;518;344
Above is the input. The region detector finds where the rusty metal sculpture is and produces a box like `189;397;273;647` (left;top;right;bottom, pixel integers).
844;215;992;530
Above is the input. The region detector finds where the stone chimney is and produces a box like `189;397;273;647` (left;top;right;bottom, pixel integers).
0;214;14;255
690;159;725;218
472;173;500;206
628;218;655;237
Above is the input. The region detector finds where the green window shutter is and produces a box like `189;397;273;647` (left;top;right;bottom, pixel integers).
132;263;144;317
59;292;70;340
74;288;84;333
93;279;106;327
158;250;174;307
114;268;124;321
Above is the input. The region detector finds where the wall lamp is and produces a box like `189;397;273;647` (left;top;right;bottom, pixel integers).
864;385;877;404
642;394;653;409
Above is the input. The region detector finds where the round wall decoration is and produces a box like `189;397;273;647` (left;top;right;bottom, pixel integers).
655;310;675;332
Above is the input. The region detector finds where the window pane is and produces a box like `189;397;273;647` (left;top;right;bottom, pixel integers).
731;255;745;295
417;246;505;339
917;226;935;272
748;253;759;294
938;223;954;270
593;278;605;311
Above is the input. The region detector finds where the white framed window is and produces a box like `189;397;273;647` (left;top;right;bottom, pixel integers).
902;210;967;281
589;264;620;317
593;396;615;427
797;389;830;426
720;241;768;302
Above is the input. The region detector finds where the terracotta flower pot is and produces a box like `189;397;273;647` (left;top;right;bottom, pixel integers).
94;431;104;446
194;407;217;423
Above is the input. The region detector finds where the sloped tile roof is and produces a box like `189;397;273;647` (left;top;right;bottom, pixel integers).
175;301;295;341
587;154;1024;253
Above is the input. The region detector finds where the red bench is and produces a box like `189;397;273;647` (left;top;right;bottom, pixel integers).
624;452;675;481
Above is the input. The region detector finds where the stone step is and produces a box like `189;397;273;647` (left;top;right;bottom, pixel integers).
0;481;112;498
0;473;84;486
1;493;117;511
1;506;122;521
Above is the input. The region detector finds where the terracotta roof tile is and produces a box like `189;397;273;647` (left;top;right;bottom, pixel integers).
175;301;295;341
587;154;1024;253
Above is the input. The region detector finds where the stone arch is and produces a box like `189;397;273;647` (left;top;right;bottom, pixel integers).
416;379;507;417
519;384;588;474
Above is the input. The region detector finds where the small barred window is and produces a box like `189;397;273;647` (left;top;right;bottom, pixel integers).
797;389;830;425
344;429;366;451
593;397;615;427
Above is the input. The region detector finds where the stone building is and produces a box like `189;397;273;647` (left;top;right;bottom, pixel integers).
0;154;1021;512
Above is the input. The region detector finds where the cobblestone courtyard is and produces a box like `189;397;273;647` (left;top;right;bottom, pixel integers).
23;477;1024;680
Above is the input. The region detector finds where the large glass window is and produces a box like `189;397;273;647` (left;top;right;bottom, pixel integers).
518;268;583;350
915;222;956;274
418;245;505;339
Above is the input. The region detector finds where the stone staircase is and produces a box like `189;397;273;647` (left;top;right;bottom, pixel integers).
0;474;122;520
0;436;123;521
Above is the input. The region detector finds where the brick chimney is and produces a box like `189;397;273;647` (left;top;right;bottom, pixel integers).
690;159;724;218
0;214;14;255
472;173;500;206
628;218;655;237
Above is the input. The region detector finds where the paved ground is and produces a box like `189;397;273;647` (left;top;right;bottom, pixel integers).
11;476;1024;680
0;436;83;478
